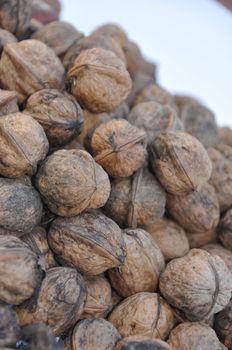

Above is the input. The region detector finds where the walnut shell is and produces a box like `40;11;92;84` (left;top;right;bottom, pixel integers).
0;235;42;305
0;113;49;178
32;21;83;57
109;292;175;340
67;48;132;113
104;168;166;228
81;275;112;319
36;149;110;216
168;322;226;350
48;210;126;275
128;101;183;144
0;29;17;55
90;119;147;178
25;89;84;147
220;127;232;147
0;304;20;347
145;218;190;261
126;73;155;107
203;243;232;274
0;39;65;104
0;178;43;237
133;83;175;107
115;336;173;350
214;299;232;349
21;226;57;270
71;318;121;350
0;89;18;116
187;229;216;248
218;208;232;250
16;267;87;336
208;145;232;212
150;131;212;195
108;228;165;297
91;23;128;47
159;249;232;321
167;183;220;233
0;0;32;36
20;323;58;350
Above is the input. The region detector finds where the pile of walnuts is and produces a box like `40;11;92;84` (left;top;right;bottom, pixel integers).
1;1;232;350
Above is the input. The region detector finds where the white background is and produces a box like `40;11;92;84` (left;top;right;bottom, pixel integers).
61;0;232;127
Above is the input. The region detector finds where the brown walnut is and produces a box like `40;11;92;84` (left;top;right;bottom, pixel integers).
133;83;175;107
0;29;17;55
187;229;216;249
215;299;232;349
48;210;126;275
0;304;20;348
91;23;128;47
218;208;232;251
20;323;58;350
115;336;173;350
36;149;110;216
219;127;232;147
203;243;232;274
0;89;18;116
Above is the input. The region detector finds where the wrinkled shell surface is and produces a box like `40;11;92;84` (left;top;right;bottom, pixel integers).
159;249;232;321
0;113;49;178
91;23;128;47
203;243;232;274
0;39;65;103
104;168;166;228
91;119;147;178
71;318;121;350
48;210;126;275
168;322;226;350
150;131;212;195
16;267;87;336
219;208;232;251
0;304;20;347
25;89;84;146
133;84;175;107
109;292;175;340
215;299;232;349
108;228;165;297
187;229;216;249
0;89;18;116
0;178;43;236
115;336;173;350
36;149;110;216
67;48;132;113
0;235;42;305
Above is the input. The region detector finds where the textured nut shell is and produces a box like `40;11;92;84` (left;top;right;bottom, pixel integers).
0;178;43;237
0;89;18;116
150;131;212;195
128;101;183;144
0;0;32;36
71;318;121;350
168;322;226;350
16;267;87;336
0;235;42;305
0;39;65;103
133;84;175;107
82;275;112;319
108;229;165;297
203;243;232;274
104;168;166;228
25;89;84;147
0;305;20;347
67;48;132;113
167;183;219;233
115;336;173;350
20;323;58;350
48;210;126;275
215;299;232;349
91;119;147;178
218;208;232;250
0;113;49;178
220;127;232;147
36;149;110;216
109;292;175;340
32;21;83;56
91;23;128;47
187;229;216;248
145;218;189;261
159;249;232;321
21;226;57;270
0;29;17;55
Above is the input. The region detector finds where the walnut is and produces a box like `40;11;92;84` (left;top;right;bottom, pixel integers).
219;127;232;147
71;318;121;350
0;113;49;178
16;267;87;336
215;299;232;349
91;23;128;47
36;149;110;216
0;235;42;305
150;131;212;195
128;101;183;144
168;322;226;350
218;208;232;250
20;323;58;350
145;218;189;261
25;89;84;147
0;0;32;37
109;292;175;340
159;249;232;321
126;73;155;107
0;89;18;116
21;226;57;270
81;275;112;319
166;183;220;233
133;83;175;108
187;229;216;248
90;119;147;178
0;178;43;237
203;243;232;274
0;304;20;348
0;29;17;55
108;228;165;297
0;39;65;104
104;168;166;228
48;210;126;275
67;48;132;113
115;336;173;350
